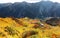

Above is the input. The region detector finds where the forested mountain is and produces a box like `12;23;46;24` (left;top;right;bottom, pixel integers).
0;1;60;18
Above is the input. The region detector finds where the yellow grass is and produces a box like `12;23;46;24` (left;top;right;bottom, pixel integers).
0;17;60;38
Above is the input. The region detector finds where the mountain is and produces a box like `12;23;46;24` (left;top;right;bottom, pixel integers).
0;1;60;18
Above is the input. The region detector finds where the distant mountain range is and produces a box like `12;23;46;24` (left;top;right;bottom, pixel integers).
0;1;60;18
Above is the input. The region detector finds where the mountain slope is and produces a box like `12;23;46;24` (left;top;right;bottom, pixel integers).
0;1;60;18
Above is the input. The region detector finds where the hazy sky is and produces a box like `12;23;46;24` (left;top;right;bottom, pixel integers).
0;0;60;3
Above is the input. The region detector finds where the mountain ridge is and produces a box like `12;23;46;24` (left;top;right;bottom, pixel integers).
0;1;60;18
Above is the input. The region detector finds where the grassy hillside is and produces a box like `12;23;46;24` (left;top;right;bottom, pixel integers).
0;17;60;38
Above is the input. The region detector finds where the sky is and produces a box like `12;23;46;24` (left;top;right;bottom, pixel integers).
0;0;60;3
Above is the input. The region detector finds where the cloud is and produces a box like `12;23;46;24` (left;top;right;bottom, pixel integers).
50;0;60;3
0;0;60;3
0;0;41;3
